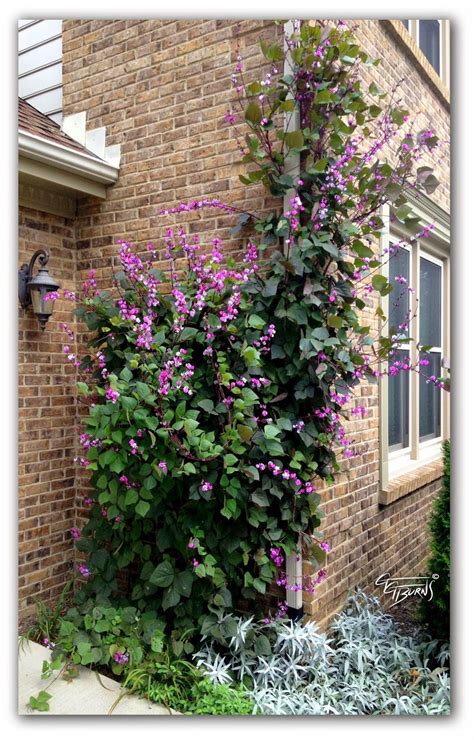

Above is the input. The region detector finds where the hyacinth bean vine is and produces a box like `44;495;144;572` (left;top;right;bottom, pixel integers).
59;20;446;639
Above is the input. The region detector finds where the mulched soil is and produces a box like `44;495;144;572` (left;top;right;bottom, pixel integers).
383;598;425;638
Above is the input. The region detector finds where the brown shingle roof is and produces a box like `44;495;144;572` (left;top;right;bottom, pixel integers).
18;97;100;159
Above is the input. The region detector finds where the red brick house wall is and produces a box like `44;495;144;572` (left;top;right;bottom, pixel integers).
18;19;450;625
18;207;78;621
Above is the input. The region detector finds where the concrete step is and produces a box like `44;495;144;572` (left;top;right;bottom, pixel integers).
18;639;174;715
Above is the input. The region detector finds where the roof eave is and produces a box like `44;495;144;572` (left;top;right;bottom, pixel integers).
18;129;120;187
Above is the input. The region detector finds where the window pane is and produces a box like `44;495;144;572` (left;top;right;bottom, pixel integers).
419;20;440;74
389;245;410;336
419;352;441;440
420;257;441;347
401;20;409;29
388;349;410;449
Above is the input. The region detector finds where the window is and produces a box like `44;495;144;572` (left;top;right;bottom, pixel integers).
400;20;449;87
419;21;441;75
380;204;450;485
18;20;63;123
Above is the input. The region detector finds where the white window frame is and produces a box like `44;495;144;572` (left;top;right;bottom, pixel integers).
379;201;450;486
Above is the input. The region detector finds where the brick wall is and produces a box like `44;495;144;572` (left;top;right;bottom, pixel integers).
18;206;78;625
63;19;281;284
17;19;449;625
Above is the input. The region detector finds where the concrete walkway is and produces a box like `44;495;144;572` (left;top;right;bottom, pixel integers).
18;640;174;715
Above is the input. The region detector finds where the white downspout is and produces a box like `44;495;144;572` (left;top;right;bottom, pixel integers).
283;19;304;620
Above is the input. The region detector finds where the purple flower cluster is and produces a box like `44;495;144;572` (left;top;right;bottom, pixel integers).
113;651;129;665
77;563;91;579
105;387;120;404
270;546;284;567
255;461;315;495
158;198;237;217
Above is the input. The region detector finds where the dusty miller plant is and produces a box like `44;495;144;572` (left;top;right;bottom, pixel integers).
194;591;450;715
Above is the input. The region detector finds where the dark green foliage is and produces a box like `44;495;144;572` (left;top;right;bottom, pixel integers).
419;440;450;641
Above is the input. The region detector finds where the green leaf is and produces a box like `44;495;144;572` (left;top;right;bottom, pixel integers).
151;633;165;653
237;424;254;442
262;277;280;297
423;174;439;195
316;89;331;103
396;204;412;221
248;314;266;329
149;561;175;588
263;424;280;439
28;690;52;712
120;396;136;410
372;274;388;292
369;81;384;96
174;570;193;597
119;367;133;382
307;158;328;174
135;500;150;518
253;578;267;594
254;634;272;655
245;103;262;124
125;489;138;506
243;465;260;481
179;327;198;341
162;586;180;610
250;491;269;507
77;641;92;657
352;240;373;258
197;399;214;413
287;304;307;325
242;346;260;366
286;129;305;150
327;314;343;329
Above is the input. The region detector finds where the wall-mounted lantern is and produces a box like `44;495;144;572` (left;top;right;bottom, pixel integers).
18;249;60;331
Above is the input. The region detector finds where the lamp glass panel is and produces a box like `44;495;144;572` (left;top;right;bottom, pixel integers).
30;287;54;316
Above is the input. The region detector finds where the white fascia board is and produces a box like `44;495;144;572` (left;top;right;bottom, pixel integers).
398;187;450;244
18;129;120;186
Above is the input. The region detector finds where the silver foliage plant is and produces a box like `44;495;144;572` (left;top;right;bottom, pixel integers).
193;591;450;715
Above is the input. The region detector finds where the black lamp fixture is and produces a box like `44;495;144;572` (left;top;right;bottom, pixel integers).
18;249;60;331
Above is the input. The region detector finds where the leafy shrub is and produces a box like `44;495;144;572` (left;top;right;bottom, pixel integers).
33;599;253;715
195;591;450;715
47;601;169;676
419;440;450;642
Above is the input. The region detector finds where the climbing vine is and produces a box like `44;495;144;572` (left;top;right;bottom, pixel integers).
56;20;445;640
